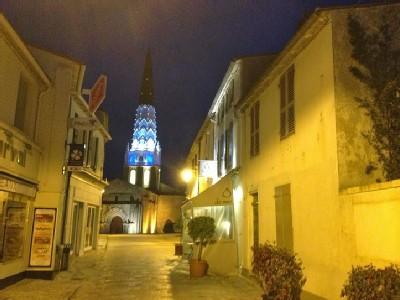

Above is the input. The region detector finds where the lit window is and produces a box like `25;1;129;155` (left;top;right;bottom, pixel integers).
143;168;150;188
129;169;136;185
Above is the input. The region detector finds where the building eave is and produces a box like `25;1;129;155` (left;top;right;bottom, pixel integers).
236;10;330;112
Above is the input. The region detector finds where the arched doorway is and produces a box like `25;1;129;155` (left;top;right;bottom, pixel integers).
110;216;123;234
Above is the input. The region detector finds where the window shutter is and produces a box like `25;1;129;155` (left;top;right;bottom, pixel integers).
280;112;286;138
93;137;99;170
280;76;286;109
255;102;260;131
275;184;293;252
288;105;295;134
288;66;295;103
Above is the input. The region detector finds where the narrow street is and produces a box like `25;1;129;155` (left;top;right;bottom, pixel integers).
0;235;262;300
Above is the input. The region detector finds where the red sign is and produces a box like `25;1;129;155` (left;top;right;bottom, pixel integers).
89;75;107;113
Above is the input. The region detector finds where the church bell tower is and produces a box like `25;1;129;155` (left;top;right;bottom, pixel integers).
125;50;161;191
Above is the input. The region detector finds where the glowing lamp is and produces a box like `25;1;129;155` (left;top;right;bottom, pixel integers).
181;169;193;183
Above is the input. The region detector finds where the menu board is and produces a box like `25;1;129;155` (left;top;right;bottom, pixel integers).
29;208;56;267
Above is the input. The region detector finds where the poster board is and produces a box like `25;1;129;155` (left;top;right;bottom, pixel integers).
29;208;57;267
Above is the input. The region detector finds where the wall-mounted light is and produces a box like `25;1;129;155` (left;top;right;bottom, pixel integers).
180;169;193;183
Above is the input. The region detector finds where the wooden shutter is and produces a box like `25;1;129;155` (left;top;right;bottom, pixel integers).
255;102;260;155
287;66;295;134
250;106;254;156
288;105;295;134
93;137;99;170
275;184;294;252
280;75;286;138
287;66;295;104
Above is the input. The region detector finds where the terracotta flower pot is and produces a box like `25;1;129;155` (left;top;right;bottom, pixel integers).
190;259;208;278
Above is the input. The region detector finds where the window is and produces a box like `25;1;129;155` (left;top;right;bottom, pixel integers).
228;80;234;108
14;76;28;131
193;205;233;240
85;206;96;248
93;137;99;170
143;168;150;188
275;184;293;252
225;122;233;171
129;169;136;185
250;101;260;157
280;65;295;138
217;135;224;177
0;196;28;261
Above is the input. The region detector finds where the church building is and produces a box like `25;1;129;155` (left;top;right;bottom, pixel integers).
100;51;184;234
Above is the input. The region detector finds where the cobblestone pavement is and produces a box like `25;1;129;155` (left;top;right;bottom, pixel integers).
0;234;262;300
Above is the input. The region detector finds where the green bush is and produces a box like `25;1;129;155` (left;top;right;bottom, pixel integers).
187;216;215;261
252;242;306;299
341;264;400;299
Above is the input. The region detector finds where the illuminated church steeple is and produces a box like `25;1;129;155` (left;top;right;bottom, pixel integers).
125;50;161;191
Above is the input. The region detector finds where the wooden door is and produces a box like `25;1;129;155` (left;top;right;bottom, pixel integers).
110;216;123;234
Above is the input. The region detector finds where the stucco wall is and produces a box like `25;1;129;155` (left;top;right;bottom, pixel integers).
0;38;40;139
340;180;400;265
239;22;345;298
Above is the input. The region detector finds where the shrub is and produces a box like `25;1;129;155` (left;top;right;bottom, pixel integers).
341;264;400;299
252;242;306;299
187;216;215;261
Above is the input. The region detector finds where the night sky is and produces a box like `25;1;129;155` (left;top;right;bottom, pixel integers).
0;0;373;186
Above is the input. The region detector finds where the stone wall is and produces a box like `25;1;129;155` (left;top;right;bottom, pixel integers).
156;195;184;233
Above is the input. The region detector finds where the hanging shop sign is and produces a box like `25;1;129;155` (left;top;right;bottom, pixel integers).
68;144;84;167
89;74;107;113
68;117;100;130
199;160;218;178
29;208;57;267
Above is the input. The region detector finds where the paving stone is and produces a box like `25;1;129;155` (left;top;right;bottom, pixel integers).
0;234;262;300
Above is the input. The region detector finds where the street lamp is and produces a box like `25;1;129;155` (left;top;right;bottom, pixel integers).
180;168;193;183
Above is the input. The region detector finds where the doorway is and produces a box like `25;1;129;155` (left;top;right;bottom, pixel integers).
251;192;259;247
110;216;123;234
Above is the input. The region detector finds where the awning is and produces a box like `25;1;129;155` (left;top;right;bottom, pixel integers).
183;174;233;209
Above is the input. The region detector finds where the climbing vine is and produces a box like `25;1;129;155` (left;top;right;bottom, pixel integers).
347;13;400;180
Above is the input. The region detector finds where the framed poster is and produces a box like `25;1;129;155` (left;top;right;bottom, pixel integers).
29;208;57;267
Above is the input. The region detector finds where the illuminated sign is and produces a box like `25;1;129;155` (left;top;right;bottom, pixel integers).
68;144;84;166
199;160;218;178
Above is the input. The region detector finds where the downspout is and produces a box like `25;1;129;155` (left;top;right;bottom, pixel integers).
60;95;73;245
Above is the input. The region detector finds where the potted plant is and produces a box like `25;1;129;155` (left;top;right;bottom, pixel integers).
341;264;400;299
252;242;306;300
187;216;216;278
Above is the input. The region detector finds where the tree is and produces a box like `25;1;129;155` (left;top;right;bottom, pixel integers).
347;13;400;180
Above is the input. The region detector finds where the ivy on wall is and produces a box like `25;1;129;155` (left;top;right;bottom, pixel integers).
348;12;400;181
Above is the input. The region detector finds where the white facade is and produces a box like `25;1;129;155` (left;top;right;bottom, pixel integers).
183;55;275;275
